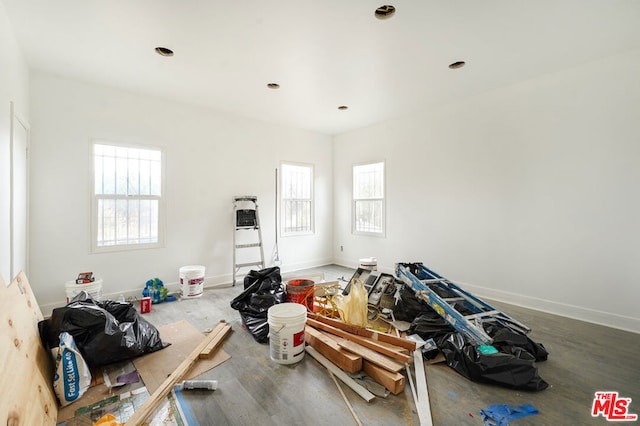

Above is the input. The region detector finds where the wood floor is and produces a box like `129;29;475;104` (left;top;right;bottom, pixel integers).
141;265;640;425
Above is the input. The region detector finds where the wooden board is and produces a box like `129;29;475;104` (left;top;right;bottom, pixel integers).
0;272;57;426
132;319;230;393
307;318;411;364
199;322;232;359
308;313;417;351
125;320;231;425
363;361;406;395
328;334;405;373
305;326;362;373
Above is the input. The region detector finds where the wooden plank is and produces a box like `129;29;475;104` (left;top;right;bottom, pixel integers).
413;350;433;426
308;313;416;351
0;272;57;426
330;335;404;373
199;322;232;359
124;322;229;426
131;320;230;395
307;318;411;363
363;360;406;395
305;326;362;373
305;346;375;403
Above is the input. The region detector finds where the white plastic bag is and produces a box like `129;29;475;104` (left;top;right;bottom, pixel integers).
52;331;92;406
334;279;368;327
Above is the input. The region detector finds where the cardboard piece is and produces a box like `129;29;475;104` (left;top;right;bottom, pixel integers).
132;320;230;393
56;319;229;423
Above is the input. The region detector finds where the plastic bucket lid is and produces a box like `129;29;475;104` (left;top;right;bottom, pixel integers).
268;302;307;322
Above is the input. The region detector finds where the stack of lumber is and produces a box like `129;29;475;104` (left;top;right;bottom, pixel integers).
305;313;416;395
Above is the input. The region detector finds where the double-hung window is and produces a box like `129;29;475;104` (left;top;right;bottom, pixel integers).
281;162;314;235
353;161;385;236
92;142;165;251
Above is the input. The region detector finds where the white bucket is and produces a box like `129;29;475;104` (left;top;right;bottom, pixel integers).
359;257;378;271
179;265;205;298
65;279;103;303
268;303;307;364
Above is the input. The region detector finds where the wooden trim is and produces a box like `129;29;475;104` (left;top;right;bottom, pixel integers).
413;350;433;426
306;346;375;402
199;322;232;359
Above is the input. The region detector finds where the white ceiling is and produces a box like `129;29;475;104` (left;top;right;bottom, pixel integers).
3;1;640;135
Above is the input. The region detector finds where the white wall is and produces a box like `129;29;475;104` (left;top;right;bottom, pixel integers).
0;2;30;284
30;72;333;313
333;49;640;333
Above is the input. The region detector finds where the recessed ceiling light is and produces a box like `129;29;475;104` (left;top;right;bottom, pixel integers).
449;61;466;69
375;5;396;20
267;83;280;89
338;105;349;110
155;47;174;57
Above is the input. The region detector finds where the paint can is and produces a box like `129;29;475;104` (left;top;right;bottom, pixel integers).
286;279;315;308
359;257;378;271
140;297;152;313
268;303;307;364
179;265;205;298
65;278;103;303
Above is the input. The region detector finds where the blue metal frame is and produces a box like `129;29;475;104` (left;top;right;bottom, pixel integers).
396;262;530;345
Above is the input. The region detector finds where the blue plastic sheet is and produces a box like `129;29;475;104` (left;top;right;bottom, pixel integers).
480;403;539;426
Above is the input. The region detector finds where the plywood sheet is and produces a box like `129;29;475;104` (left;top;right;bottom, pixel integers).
0;272;57;426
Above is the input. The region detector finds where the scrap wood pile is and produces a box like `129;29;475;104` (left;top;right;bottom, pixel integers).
305;263;551;398
305;313;415;396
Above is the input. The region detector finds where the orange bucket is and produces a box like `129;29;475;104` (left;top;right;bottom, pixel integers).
286;279;315;309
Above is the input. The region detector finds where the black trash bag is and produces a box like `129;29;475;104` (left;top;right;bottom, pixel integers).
392;283;433;322
440;332;549;391
230;267;286;343
486;324;549;362
38;291;167;367
408;311;455;343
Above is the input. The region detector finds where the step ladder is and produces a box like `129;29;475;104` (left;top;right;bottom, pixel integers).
233;196;265;286
396;262;531;345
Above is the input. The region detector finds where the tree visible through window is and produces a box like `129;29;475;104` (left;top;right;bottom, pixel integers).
281;163;313;235
92;142;164;251
353;161;385;235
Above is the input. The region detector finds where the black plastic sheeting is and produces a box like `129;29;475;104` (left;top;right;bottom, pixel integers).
396;282;549;391
230;266;286;343
39;292;167;367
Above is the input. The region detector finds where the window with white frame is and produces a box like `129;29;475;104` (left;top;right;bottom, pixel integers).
92;142;164;251
281;162;313;235
353;161;385;236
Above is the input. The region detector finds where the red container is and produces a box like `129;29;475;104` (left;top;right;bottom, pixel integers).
140;297;152;313
286;279;315;309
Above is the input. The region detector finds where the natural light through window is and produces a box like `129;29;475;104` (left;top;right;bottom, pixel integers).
281;162;313;235
92;142;164;251
353;161;385;236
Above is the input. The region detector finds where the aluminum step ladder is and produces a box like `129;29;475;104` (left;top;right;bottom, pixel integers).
396;262;531;345
232;196;265;286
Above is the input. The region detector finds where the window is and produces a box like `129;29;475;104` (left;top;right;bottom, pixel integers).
353;161;385;236
92;142;164;251
281;162;313;235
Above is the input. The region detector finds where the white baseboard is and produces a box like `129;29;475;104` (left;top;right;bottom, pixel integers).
455;280;640;334
39;258;335;318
